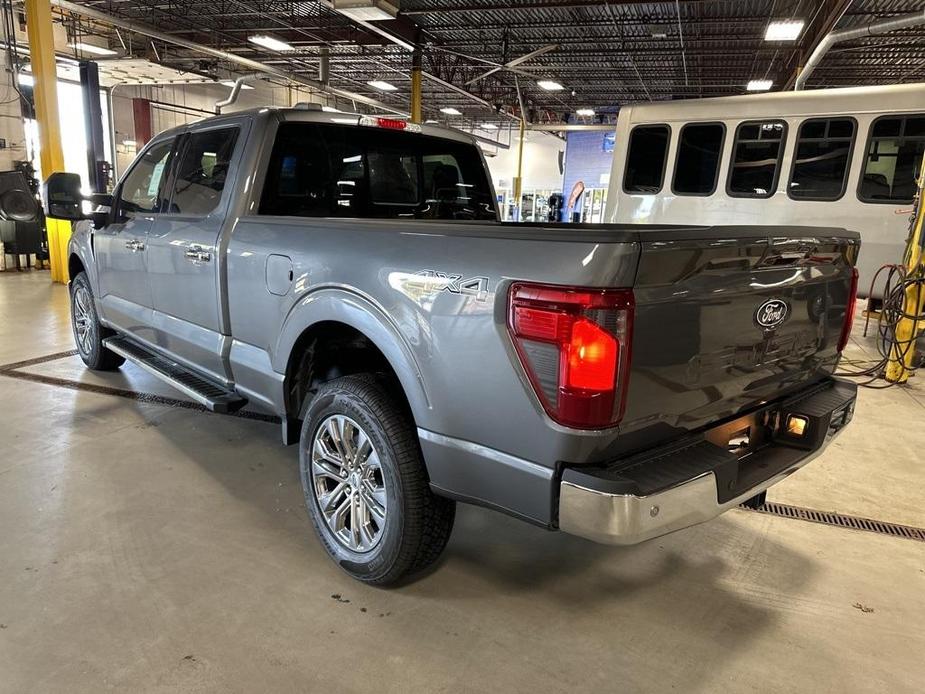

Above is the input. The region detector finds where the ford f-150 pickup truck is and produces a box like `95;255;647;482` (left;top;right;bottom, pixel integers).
39;105;859;584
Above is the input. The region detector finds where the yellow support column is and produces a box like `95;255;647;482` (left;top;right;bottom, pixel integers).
512;118;525;221
410;47;423;125
25;0;70;283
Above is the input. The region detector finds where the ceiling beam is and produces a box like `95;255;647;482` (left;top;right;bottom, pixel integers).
49;0;410;116
401;1;711;15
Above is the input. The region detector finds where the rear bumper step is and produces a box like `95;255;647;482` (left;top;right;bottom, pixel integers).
103;336;247;414
558;378;857;545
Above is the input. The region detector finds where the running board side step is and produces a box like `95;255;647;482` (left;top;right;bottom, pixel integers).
103;336;247;414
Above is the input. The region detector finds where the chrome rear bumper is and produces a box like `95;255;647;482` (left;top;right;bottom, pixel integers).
558;379;856;546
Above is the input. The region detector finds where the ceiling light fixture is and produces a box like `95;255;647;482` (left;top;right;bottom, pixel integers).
537;80;564;91
17;73;34;87
746;79;773;91
332;0;398;21
220;81;254;90
248;35;294;52
367;80;397;91
440;107;462;116
481;123;498;130
764;20;805;41
576;108;595;117
68;41;118;56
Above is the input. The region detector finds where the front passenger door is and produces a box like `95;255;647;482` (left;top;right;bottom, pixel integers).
146;125;243;383
95;138;175;341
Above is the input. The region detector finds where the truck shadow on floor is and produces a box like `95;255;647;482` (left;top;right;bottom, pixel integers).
26;379;823;692
42;370;818;681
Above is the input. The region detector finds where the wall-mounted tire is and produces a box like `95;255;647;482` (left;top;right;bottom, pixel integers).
299;374;455;585
69;272;125;371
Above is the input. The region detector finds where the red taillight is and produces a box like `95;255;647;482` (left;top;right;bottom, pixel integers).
508;283;634;429
376;117;407;130
566;319;617;390
837;267;859;352
358;116;422;133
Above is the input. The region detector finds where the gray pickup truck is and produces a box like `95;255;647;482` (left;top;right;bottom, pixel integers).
41;105;859;584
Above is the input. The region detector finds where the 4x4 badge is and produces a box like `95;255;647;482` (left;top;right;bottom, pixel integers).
412;270;490;302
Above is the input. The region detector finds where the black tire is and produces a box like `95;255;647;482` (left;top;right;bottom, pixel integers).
299;374;455;585
70;271;125;371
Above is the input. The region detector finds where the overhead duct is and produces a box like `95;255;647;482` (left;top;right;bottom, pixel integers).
796;9;925;90
331;1;399;22
215;74;263;114
49;0;408;116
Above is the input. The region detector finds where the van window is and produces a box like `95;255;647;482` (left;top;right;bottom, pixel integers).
788;117;855;201
727;120;786;198
259;123;496;220
672;123;724;195
170;127;239;215
858;115;925;204
623;124;670;193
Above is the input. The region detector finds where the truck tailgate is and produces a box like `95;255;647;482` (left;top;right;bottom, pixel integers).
621;227;859;438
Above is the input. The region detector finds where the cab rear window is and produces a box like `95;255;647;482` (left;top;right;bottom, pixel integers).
259;123;497;220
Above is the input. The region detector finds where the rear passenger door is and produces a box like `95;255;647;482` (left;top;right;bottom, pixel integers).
145;122;244;384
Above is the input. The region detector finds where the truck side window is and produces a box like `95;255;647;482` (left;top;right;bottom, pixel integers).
672;122;724;196
623;124;670;194
788;117;856;201
118;138;174;214
858;115;925;204
727;120;786;198
170;127;239;216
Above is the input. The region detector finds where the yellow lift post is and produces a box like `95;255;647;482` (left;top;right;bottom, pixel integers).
885;170;925;383
24;0;69;283
410;45;423;125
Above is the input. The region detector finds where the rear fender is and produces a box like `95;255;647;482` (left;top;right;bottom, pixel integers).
273;286;431;425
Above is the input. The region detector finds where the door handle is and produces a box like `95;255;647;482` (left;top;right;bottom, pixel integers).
125;239;145;252
185;247;212;263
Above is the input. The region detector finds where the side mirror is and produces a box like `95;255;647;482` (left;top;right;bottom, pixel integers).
42;172;88;221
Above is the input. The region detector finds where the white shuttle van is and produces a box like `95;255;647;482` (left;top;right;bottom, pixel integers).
605;83;925;296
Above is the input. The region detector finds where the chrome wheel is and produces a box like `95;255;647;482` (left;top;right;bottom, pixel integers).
72;285;94;356
310;414;388;553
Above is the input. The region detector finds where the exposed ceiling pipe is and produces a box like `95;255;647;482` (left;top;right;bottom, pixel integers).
215;73;262;113
49;0;408;115
464;130;510;150
796;9;925;90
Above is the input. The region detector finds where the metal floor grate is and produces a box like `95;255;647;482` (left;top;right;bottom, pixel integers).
741;501;925;542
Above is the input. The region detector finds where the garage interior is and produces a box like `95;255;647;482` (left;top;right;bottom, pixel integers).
1;1;924;691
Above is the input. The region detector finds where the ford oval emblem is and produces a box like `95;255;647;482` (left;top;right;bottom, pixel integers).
755;298;789;330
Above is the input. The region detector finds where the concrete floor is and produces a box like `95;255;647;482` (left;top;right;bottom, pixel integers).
1;270;923;693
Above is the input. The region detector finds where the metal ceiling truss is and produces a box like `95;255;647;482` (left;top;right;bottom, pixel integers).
36;0;925;128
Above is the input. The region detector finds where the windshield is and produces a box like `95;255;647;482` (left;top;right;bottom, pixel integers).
259;122;498;221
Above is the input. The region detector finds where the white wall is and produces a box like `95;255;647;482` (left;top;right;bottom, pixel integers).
109;80;330;176
480;129;564;192
0;53;28;172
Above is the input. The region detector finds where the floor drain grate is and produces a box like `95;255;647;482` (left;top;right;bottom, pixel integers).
741;501;925;542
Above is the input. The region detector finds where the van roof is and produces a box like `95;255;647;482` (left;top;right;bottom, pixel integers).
620;82;925;123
